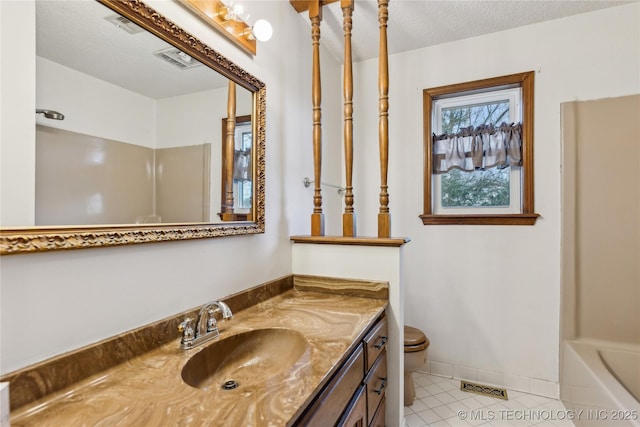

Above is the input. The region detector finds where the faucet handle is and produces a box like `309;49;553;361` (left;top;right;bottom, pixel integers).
178;318;195;348
206;308;218;333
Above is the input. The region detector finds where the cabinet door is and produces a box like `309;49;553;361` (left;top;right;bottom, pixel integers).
337;385;366;427
369;395;386;427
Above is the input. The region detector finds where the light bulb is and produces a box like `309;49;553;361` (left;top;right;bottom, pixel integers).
252;19;272;42
232;4;249;22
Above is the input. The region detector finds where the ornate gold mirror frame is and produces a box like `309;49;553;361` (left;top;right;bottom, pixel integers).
0;0;265;255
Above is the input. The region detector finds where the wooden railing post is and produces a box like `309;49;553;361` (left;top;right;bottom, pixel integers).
342;0;356;237
377;0;391;238
310;0;325;236
221;80;236;221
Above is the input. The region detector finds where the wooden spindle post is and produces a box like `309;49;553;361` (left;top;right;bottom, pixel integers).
310;0;324;236
341;0;356;237
377;0;391;238
221;80;236;221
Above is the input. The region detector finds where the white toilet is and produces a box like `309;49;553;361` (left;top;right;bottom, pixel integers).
404;325;429;406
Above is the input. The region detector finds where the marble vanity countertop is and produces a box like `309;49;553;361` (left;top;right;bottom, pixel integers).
10;285;387;426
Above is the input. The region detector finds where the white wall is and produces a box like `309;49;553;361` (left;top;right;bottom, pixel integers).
348;3;640;398
283;13;344;237
0;0;327;373
36;57;157;148
38;57;253;151
1;1;36;226
155;85;253;149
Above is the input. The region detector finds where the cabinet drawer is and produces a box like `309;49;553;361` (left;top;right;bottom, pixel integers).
363;316;388;372
295;344;365;426
364;350;387;426
369;395;386;427
337;385;366;427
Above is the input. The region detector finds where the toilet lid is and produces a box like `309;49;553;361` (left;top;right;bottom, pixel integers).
404;325;428;347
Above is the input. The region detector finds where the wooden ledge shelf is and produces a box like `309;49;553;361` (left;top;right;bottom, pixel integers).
290;236;410;247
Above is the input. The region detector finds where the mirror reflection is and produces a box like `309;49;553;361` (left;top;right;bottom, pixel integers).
219;115;253;221
31;0;253;227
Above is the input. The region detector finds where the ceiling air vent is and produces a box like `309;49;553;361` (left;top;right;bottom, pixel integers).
104;14;144;35
153;47;202;70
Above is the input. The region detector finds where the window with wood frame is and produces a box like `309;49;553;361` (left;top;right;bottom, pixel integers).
421;71;539;225
219;114;253;221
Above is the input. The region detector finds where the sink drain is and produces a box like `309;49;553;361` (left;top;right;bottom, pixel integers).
222;380;239;390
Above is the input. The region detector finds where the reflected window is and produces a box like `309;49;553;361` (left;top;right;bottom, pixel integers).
220;115;252;220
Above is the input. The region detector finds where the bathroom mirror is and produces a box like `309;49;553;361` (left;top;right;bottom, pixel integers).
0;0;265;254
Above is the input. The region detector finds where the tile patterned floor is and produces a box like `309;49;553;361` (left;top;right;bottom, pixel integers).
404;372;574;427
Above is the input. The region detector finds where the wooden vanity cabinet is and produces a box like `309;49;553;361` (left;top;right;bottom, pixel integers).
337;385;367;426
294;314;388;427
362;316;387;426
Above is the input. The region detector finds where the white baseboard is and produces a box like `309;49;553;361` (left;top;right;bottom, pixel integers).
417;360;559;399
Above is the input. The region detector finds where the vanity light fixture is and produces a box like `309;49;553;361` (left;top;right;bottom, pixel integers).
180;0;271;55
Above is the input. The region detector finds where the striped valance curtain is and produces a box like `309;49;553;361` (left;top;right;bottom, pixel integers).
433;122;522;174
233;149;251;181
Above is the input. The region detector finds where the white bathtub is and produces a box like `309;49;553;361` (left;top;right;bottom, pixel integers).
561;340;640;426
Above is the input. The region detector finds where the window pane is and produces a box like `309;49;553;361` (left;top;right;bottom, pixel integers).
441;168;510;208
439;100;511;209
441;100;509;133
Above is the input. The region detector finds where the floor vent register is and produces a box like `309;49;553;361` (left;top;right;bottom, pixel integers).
460;380;509;400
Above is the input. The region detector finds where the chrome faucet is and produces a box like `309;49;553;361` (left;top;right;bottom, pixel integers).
178;301;233;350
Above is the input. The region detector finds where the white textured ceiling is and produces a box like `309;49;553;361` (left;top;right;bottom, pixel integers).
37;0;635;98
301;0;636;64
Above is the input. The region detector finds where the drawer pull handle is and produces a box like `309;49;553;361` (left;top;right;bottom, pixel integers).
373;336;388;349
373;377;387;395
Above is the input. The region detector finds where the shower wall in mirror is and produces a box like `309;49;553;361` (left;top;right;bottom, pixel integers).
0;0;265;254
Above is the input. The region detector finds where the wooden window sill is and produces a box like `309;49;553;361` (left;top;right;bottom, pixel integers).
420;213;540;225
